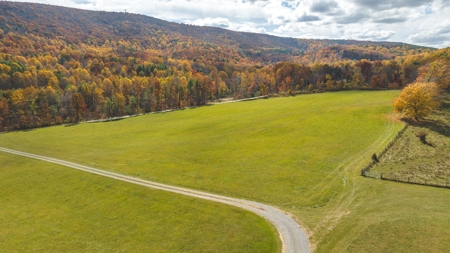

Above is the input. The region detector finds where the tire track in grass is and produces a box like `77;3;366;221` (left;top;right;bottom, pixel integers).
304;120;396;204
309;120;398;246
0;147;310;253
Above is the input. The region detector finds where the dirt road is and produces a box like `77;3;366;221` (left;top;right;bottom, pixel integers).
0;147;310;253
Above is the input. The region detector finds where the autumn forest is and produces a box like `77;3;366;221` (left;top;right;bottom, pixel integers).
0;2;449;132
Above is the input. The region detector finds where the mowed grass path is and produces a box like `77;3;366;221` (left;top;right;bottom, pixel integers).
0;152;279;252
3;90;450;252
0;91;398;207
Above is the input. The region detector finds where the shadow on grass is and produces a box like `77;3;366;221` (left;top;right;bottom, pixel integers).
64;123;80;127
402;118;450;138
19;128;37;132
190;104;213;108
19;123;59;132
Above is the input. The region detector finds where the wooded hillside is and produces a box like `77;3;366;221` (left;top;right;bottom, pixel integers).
0;2;431;64
0;1;447;132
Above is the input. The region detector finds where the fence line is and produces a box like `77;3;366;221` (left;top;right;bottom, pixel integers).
361;124;408;176
361;123;450;190
363;169;450;190
379;173;450;190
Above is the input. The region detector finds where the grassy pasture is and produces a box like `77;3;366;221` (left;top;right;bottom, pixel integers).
2;90;450;252
0;91;399;207
295;169;450;252
0;152;279;252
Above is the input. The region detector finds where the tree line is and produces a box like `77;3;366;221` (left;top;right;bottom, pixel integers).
0;29;448;132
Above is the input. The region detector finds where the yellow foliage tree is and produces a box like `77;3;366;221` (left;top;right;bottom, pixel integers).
37;69;56;87
0;63;11;74
393;82;440;120
417;61;450;90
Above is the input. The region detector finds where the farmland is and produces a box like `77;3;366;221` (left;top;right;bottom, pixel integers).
1;90;450;252
0;152;279;252
0;91;399;205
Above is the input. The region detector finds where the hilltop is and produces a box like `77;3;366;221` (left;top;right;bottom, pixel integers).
0;1;432;64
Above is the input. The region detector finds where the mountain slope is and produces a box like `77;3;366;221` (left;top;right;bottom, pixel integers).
0;1;431;64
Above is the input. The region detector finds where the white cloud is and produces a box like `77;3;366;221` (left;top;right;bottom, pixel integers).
237;25;267;34
298;33;328;39
344;29;397;41
274;23;309;35
407;20;450;47
189;18;231;28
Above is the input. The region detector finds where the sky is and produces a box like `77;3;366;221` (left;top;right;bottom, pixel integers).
9;0;450;48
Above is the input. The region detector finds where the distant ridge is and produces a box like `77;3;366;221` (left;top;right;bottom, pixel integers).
0;1;430;64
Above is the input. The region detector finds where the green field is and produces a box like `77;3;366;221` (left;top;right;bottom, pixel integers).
0;152;279;252
0;91;399;206
1;90;450;252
